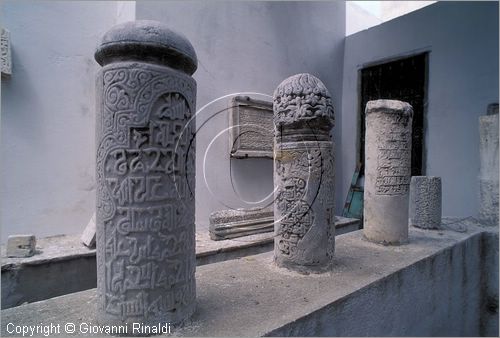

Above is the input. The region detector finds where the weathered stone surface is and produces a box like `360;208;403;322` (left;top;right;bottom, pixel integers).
273;73;335;273
81;213;96;248
209;206;273;224
6;235;36;258
94;20;197;328
1;27;11;77
479;113;499;226
363;99;413;244
409;176;442;229
229;96;273;158
273;74;334;133
209;206;273;240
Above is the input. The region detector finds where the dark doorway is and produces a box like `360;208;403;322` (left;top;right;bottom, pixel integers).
359;53;427;176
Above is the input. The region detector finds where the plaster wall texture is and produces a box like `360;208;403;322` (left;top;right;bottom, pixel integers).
341;1;499;219
135;1;346;229
1;1;345;240
0;1;120;242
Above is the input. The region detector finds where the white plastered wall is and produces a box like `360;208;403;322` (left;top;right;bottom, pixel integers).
341;1;499;218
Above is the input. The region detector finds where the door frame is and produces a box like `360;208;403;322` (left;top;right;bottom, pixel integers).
356;48;430;176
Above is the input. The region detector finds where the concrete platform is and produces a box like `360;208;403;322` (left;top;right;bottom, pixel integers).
1;218;497;336
1;217;360;309
1;231;274;309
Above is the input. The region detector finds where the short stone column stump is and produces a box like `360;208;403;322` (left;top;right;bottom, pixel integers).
363;99;413;245
409;176;442;229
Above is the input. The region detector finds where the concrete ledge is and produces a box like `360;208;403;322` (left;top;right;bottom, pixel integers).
1;217;360;309
1;219;497;336
1;231;274;309
1;235;97;309
334;216;361;235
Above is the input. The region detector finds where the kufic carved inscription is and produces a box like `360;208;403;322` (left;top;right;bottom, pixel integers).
375;114;411;195
96;64;196;323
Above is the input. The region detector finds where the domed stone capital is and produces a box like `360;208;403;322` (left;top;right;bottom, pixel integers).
95;20;197;75
273;73;334;132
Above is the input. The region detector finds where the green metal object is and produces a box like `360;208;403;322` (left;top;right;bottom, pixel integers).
342;162;364;221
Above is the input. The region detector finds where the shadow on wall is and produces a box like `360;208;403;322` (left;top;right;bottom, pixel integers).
230;158;274;205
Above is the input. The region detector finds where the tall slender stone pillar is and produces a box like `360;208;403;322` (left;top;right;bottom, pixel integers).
364;100;413;244
409;176;442;229
94;21;197;328
479;110;499;225
273;73;335;273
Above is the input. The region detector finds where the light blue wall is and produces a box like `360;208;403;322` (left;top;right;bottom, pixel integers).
136;1;346;228
1;1;118;241
341;1;499;218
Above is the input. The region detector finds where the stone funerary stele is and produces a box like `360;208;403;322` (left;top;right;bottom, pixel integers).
363;99;413;244
94;20;197;328
273;73;336;273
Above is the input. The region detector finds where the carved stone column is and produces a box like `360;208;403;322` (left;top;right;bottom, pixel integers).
479;110;499;225
364;100;413;244
409;176;442;229
273;73;335;273
94;21;197;328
